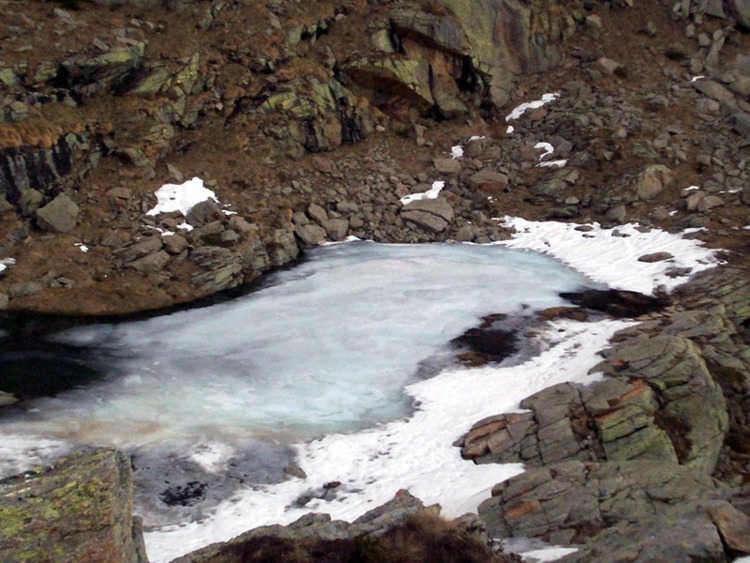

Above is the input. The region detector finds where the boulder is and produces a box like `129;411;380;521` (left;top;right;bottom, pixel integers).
36;193;80;233
127;250;171;273
468;168;509;191
478;459;720;551
638;251;673;263
294;223;327;247
633;164;672;200
113;236;163;264
0;448;147;563
401;198;454;233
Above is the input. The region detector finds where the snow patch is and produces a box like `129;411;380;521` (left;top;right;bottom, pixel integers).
506;93;560;122
400;180;445;205
146;177;218;217
497;217;721;295
537;160;568;168
534;142;555;159
0;257;16;275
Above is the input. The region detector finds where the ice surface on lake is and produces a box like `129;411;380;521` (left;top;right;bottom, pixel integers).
2;242;593;449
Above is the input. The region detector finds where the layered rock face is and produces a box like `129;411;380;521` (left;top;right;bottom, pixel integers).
0;448;148;563
456;267;750;560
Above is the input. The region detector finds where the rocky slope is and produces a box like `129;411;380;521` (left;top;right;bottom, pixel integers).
2;0;750;561
0;0;749;314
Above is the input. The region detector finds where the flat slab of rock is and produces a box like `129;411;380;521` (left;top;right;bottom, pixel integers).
401;198;454;233
0;448;147;563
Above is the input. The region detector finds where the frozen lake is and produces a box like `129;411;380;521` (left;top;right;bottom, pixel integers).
0;222;720;562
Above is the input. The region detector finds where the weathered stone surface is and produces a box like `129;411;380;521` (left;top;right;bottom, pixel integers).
36;193;79;234
438;0;576;106
127;250;170;273
468;169;509;191
0;448;147;563
705;500;750;553
189;246;243;293
401;198;454;233
594;335;728;473
112;236;163;263
479;460;717;546
389;5;472;57
294;223;327;246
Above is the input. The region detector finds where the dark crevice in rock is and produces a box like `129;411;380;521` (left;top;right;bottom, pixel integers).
652;408;692;464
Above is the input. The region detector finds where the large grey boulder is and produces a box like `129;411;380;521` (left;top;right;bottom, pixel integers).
36;193;79;233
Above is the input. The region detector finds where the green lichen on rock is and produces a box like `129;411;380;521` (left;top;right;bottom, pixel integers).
0;448;147;563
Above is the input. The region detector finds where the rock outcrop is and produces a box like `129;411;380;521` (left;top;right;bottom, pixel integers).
0;448;147;563
173;490;499;563
460;266;750;560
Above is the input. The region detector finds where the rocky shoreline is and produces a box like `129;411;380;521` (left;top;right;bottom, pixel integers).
2;0;750;561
